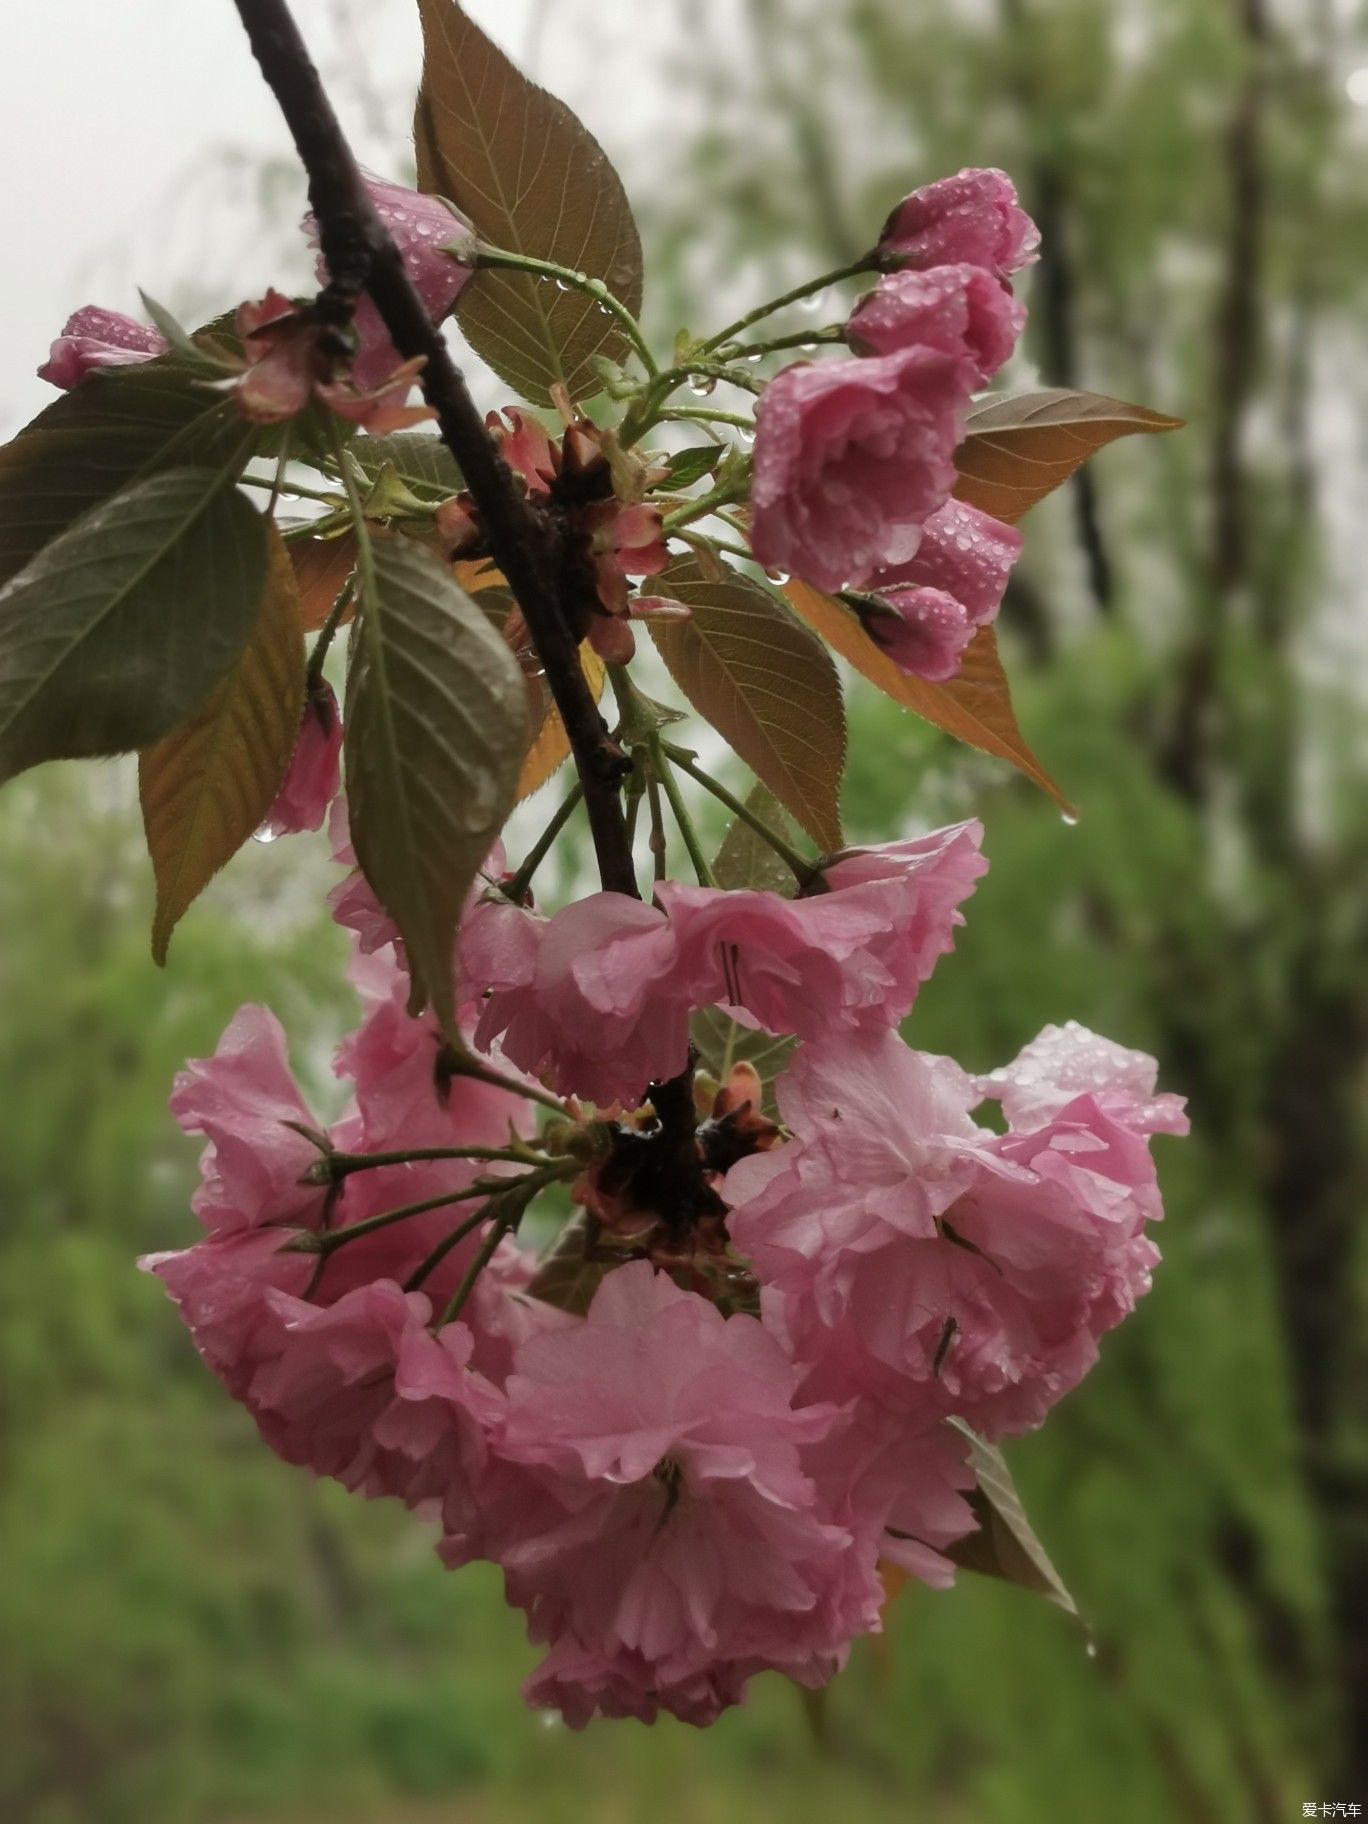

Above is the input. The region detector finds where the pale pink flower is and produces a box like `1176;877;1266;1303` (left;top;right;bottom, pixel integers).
262;683;342;837
142;1226;312;1401
725;1027;1185;1438
879;168;1040;284
656;821;985;1039
489;1262;861;1726
462;892;693;1108
859;500;1021;681
847;264;1026;381
327;800;403;957
749;345;977;592
979;1019;1190;1138
38;306;167;389
168;1005;325;1235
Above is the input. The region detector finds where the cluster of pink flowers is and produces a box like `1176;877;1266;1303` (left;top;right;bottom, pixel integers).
751;168;1035;681
148;766;1184;1726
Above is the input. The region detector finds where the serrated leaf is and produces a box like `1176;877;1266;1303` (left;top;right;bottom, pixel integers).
783;579;1070;813
653;559;845;851
954;389;1183;524
346;432;461;499
946;1421;1079;1617
661;445;723;491
290;531;358;633
414;0;644;404
140;523;305;962
345;537;525;1039
0;357;255;589
711;781;803;897
516;645;607;800
525;1211;607;1315
0;467;267;787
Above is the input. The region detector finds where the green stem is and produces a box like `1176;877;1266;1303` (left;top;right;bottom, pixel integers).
655;406;756;435
645;770;669;881
663;479;751;535
719;324;846;361
621;363;765;449
324;1143;547;1178
649;735;715;886
303;1179;510;1256
402;1202;495;1293
661;742;814;883
306;575;355;688
506;782;584;903
473;245;657;376
240;470;344;508
701;255;878;353
434;1174;546;1327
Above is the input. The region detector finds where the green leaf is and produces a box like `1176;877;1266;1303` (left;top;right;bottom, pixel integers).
689;783;798;1107
0;467;267;787
345;431;462;499
954;389;1183;524
661;445;723;491
140;523;306;963
945;1421;1080;1618
525;1212;607;1315
414;0;644;403
652;558;846;852
344;536;526;1040
0;357;255;589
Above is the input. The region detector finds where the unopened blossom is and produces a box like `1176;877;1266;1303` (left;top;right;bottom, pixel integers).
38;306;167;389
879;168;1040;284
487;1263;863;1727
308;175;475;392
749;345;977;592
726;1027;1186;1438
461;891;694;1108
847;263;1025;382
858;499;1022;681
261;682;343;837
657;820;985;1040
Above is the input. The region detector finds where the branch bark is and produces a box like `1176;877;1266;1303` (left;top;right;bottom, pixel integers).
232;0;638;897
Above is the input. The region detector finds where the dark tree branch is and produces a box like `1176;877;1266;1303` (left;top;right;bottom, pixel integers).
232;0;638;897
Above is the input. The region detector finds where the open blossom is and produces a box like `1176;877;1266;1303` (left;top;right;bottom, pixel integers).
656;821;985;1040
847;264;1025;382
749;345;976;592
860;499;1022;681
261;682;343;837
487;1263;866;1726
879;167;1040;284
725;1027;1186;1438
38;306;167;389
461;891;694;1108
233;289;434;432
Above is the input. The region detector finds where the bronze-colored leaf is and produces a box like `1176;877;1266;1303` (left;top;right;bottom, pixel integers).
290;531;357;633
140;524;305;962
654;559;846;852
946;1421;1080;1619
415;0;644;404
525;1212;606;1315
516;645;607;801
954;388;1183;524
783;579;1070;813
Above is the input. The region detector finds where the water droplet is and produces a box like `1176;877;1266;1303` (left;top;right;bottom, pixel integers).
764;567;791;585
553;278;572;292
746;350;765;365
538;1710;563;1730
798;287;830;316
1084;1639;1098;1661
688;374;718;397
739;427;756;447
1060;808;1080;828
252;824;280;846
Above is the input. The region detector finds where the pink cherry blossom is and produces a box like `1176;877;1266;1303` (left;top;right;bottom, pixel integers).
725;1027;1185;1438
488;1262;863;1726
327;800;403;957
749;345;977;592
261;683;342;837
656;820;985;1040
308;175;475;392
168;1004;325;1235
979;1019;1190;1137
142;1226;313;1401
461;892;693;1108
38;306;167;389
879;168;1040;284
858;498;1022;681
847;264;1026;382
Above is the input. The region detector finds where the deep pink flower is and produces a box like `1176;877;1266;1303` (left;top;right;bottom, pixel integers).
233;289;435;432
656;821;985;1040
847;264;1025;382
461;892;693;1109
522;1637;752;1731
858;499;1022;681
749;345;977;592
488;1263;862;1726
308;175;475;392
725;1026;1186;1438
38;306;167;389
168;1005;324;1235
262;683;343;837
879;168;1040;284
327;800;403;957
488;407;560;497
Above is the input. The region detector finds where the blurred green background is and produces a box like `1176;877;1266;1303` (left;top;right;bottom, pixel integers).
3;2;1366;1820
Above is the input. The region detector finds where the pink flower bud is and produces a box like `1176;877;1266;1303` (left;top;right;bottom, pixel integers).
879;168;1040;284
847;264;1026;383
38;306;167;390
262;682;343;838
